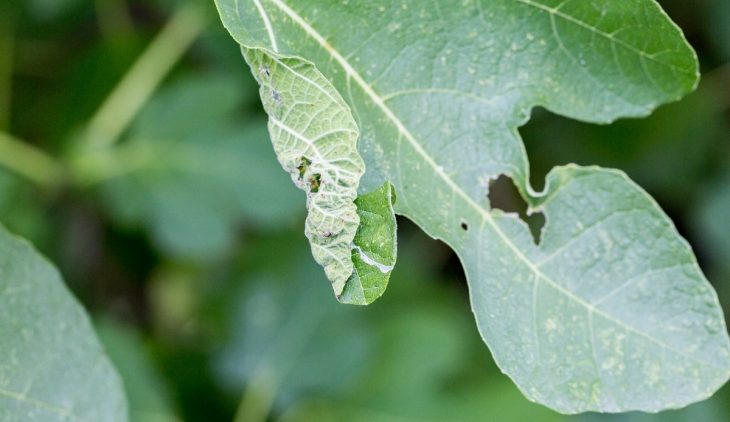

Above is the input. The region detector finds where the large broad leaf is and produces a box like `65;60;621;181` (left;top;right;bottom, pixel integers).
215;0;730;414
0;225;127;421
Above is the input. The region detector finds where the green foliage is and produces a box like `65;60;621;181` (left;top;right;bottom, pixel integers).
1;0;730;421
0;225;126;421
216;0;730;413
244;48;397;303
342;181;397;305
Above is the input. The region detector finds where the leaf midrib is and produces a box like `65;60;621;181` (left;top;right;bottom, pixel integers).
257;0;717;369
252;0;279;51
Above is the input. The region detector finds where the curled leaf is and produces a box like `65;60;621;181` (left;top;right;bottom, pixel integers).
341;181;397;305
244;48;396;303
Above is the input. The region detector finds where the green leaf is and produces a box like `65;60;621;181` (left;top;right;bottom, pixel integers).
341;181;397;305
244;48;397;303
215;0;730;413
0;225;127;421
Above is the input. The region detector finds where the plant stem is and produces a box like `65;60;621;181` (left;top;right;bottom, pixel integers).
0;132;66;189
83;2;207;149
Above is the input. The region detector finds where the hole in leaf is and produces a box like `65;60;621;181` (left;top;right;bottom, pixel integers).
460;221;469;231
308;173;321;193
488;175;545;245
297;157;312;180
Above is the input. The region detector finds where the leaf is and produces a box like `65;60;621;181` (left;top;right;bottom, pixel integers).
0;225;127;421
244;48;397;303
341;181;397;305
521;71;728;208
215;0;730;413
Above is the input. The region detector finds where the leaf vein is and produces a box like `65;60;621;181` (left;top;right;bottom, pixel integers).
0;387;76;420
515;0;690;74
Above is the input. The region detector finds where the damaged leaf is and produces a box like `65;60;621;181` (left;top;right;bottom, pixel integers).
217;0;730;413
341;181;397;305
244;48;397;303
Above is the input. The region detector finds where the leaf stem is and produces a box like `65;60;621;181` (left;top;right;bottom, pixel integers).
83;2;207;149
0;132;66;189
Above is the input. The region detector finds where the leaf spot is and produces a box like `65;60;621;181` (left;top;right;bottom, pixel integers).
545;318;558;332
271;89;282;105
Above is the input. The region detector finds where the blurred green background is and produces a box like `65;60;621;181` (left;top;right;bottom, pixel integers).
0;0;728;421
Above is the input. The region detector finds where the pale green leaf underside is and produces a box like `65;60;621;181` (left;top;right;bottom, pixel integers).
245;48;397;303
216;0;730;413
0;225;127;421
245;48;364;297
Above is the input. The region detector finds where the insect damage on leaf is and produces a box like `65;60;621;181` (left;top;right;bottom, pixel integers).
340;181;397;305
0;224;127;420
217;0;730;414
244;47;396;304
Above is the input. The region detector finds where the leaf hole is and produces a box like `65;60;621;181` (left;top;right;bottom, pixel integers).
460;220;469;231
488;175;545;245
297;156;312;180
309;173;321;193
